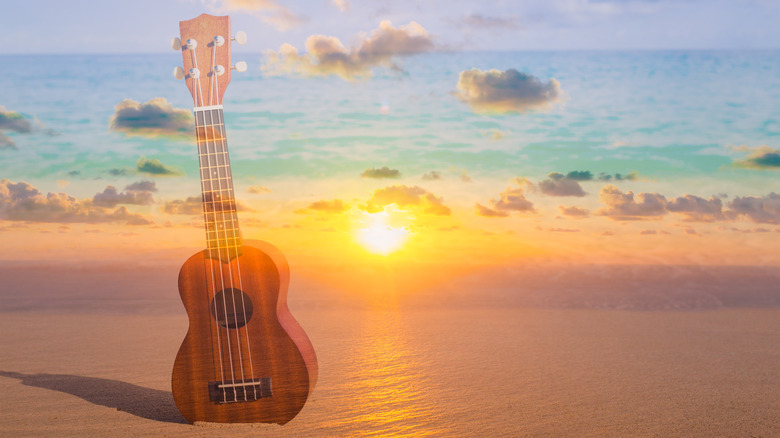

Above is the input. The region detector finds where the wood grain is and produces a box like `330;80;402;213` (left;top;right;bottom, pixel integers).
178;14;232;107
172;244;317;424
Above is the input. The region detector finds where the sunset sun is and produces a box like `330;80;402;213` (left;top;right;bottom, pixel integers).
356;214;410;255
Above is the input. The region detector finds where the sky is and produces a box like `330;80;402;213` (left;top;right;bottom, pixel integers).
1;0;779;54
1;0;779;301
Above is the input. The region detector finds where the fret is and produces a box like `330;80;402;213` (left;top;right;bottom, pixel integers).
193;106;243;259
196;131;225;143
204;221;238;228
205;217;238;226
199;154;228;168
203;202;237;213
205;215;238;222
198;151;229;156
202;188;232;200
201;177;234;186
200;166;232;180
201;190;234;200
205;226;239;235
204;230;240;240
197;139;226;152
206;237;241;245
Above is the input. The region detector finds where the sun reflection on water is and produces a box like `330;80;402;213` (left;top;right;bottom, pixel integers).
321;311;443;437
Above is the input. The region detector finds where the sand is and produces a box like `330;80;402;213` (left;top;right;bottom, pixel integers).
2;306;779;437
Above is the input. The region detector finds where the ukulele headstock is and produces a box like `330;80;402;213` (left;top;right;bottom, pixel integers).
173;14;247;107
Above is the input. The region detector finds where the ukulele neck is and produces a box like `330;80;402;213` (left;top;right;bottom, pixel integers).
195;105;242;262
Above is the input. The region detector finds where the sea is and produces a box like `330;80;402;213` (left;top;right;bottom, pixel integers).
1;50;778;186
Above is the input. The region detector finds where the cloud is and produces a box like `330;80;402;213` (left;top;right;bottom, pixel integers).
206;0;305;31
124;181;158;192
247;185;272;194
108;168;131;177
262;21;435;80
136;157;183;177
483;129;505;140
0;132;15;150
476;178;535;217
563;170;594;181
551;170;639;182
261;8;306;31
666;194;725;222
162;197;202;215
109;98;192;137
0;108;33;134
361;166;401;179
593;187;778;224
361;185;451;215
474;203;509;217
596;185;667;220
421;171;441;181
455;68;563;114
732;145;780;170
457;13;520;30
0;107;56;149
539;172;587;197
92;181;157;207
0;179;152;225
162;195;254;215
596;171;639;182
558;205;590;218
728;193;780;224
331;0;349;12
296;199;348;214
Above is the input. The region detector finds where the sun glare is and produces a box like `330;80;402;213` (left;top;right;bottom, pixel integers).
356;213;410;255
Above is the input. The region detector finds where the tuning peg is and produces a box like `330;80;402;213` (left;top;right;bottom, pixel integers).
232;31;247;45
214;35;225;47
232;61;247;73
171;37;182;51
189;68;200;79
185;38;197;50
214;65;225;76
173;66;185;80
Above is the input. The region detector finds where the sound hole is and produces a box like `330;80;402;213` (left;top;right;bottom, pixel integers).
210;288;253;329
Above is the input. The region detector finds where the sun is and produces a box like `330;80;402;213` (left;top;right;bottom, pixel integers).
355;213;410;255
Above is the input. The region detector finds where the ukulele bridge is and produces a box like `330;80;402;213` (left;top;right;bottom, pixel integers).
208;377;272;403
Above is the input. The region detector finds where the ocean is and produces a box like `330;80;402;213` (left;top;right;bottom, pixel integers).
2;50;778;188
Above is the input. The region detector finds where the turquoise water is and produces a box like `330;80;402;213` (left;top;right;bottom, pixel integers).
1;51;778;193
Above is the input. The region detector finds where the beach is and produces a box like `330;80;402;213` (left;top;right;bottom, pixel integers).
2;263;779;437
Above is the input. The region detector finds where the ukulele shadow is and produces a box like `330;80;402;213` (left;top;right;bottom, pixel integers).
0;370;187;424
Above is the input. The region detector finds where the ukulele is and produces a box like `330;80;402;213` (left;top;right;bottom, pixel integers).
170;13;317;425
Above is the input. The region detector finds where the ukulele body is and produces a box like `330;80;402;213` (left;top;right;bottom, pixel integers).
172;241;317;424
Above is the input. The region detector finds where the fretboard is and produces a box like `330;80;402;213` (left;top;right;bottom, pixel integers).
194;105;242;261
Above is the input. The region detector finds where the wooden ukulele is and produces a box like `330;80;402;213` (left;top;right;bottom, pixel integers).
170;14;317;425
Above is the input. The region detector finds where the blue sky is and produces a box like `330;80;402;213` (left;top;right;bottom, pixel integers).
1;0;779;54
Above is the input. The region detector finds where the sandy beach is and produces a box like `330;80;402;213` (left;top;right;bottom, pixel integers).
2;263;779;437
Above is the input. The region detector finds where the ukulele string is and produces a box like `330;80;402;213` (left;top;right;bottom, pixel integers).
192;46;236;402
213;72;258;400
210;58;250;401
207;42;215;112
198;119;227;403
